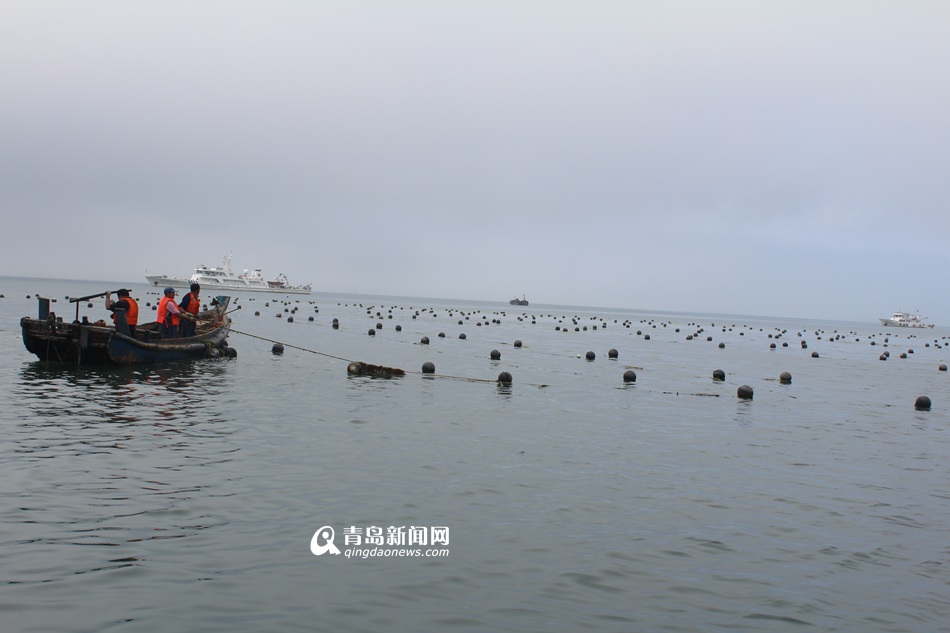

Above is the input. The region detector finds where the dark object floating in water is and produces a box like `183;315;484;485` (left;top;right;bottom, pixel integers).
737;385;754;400
915;395;932;411
497;371;513;384
21;293;232;366
421;361;435;374
712;369;725;381
780;371;792;384
272;343;284;354
348;361;406;378
623;370;637;383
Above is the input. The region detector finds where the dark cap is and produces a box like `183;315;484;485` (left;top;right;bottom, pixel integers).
117;288;130;296
164;287;176;294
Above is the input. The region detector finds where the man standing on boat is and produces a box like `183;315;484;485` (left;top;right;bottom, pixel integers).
178;283;201;337
104;289;138;338
157;287;187;338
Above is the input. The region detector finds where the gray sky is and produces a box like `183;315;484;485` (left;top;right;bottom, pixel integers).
2;1;948;323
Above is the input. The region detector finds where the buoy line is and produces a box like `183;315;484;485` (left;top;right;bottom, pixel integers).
231;328;352;363
230;328;549;387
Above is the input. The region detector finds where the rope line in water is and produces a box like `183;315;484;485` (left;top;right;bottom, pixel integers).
230;328;549;387
231;328;353;363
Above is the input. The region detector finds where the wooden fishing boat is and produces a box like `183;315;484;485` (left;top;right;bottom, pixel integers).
21;291;234;366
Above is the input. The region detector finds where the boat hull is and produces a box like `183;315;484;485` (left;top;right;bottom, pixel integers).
189;278;312;295
106;322;231;365
21;296;234;365
146;275;191;288
21;320;114;364
22;318;232;365
879;318;934;329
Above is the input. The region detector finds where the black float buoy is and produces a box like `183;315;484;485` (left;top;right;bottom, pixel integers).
779;371;792;384
459;333;466;340
272;343;284;355
712;369;725;381
718;342;725;348
490;350;501;360
224;347;237;358
420;336;429;344
368;329;375;336
811;352;819;358
914;395;932;411
737;385;754;400
623;370;637;383
585;351;595;361
608;349;618;359
255;311;260;316
287;316;294;323
939;364;947;371
308;316;314;321
395;325;402;331
422;361;435;374
514;340;522;348
497;371;512;384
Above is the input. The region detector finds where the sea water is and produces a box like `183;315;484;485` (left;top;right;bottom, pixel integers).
1;277;948;632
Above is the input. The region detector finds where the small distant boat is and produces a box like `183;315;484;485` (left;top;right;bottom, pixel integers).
879;309;934;329
21;292;234;365
509;295;529;306
146;254;312;295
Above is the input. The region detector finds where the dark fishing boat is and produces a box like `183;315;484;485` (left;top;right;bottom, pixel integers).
21;291;234;366
509;295;529;306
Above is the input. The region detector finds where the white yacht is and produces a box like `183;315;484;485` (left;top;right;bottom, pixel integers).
879;310;934;329
146;254;312;295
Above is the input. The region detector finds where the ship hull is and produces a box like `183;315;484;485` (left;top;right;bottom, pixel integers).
879;318;934;329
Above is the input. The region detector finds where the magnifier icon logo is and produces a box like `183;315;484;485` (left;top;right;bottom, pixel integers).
311;526;342;556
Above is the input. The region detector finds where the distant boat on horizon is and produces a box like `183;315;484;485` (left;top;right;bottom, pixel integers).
509;295;529;306
146;254;312;295
879;309;934;329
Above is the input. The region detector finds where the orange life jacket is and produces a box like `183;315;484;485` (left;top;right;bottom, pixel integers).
182;292;201;316
157;296;180;327
111;296;138;326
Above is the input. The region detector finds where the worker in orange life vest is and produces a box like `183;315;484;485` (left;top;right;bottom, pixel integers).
157;287;191;338
105;288;139;338
178;283;201;337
